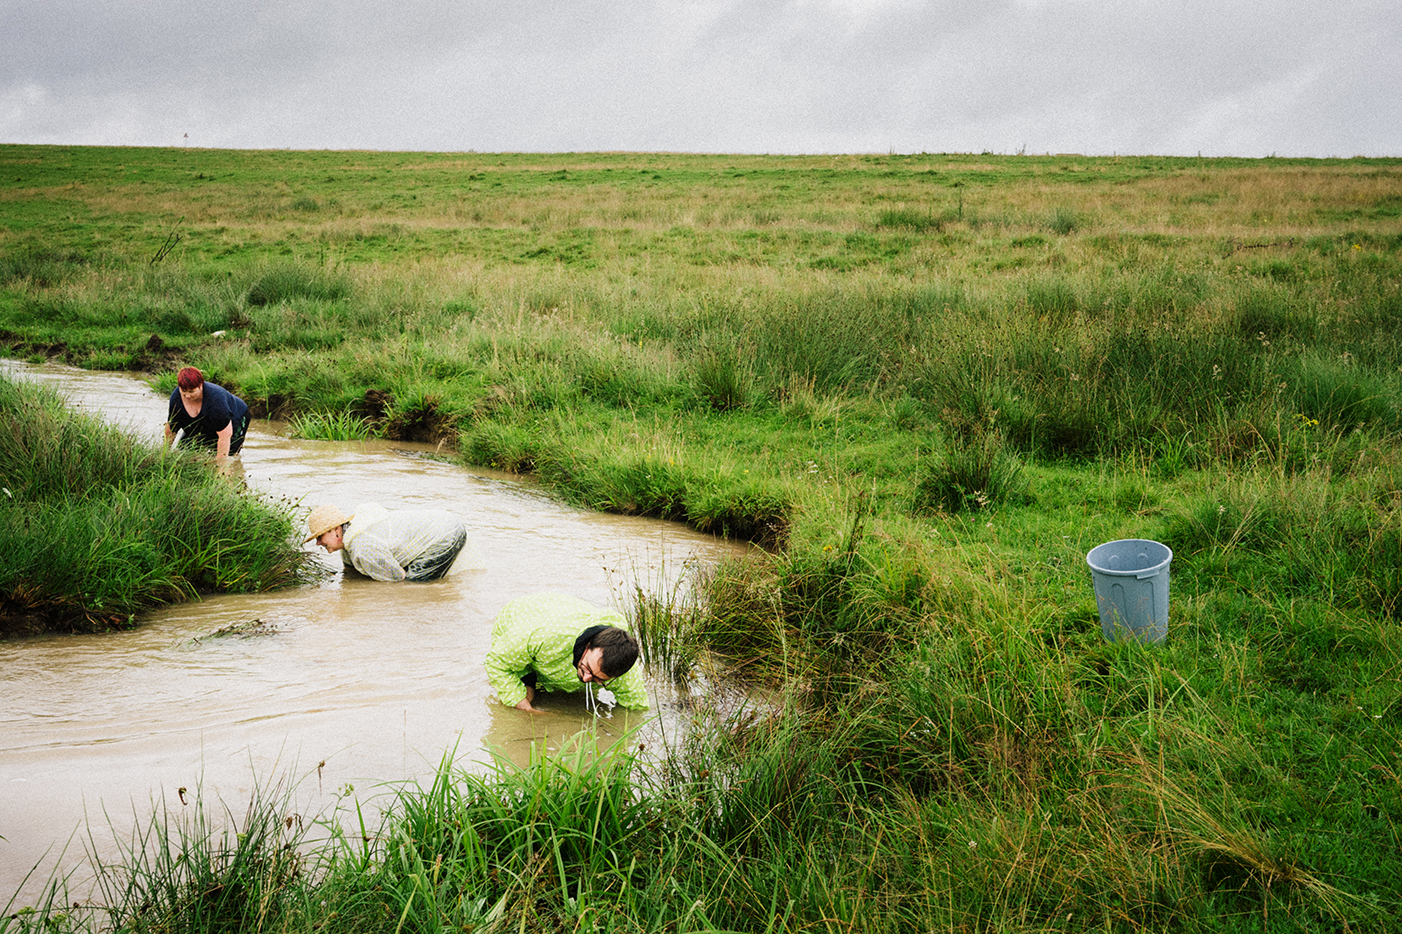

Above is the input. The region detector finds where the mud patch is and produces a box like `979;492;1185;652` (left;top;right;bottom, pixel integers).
380;392;456;445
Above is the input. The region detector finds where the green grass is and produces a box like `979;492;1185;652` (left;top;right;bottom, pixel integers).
913;423;1030;513
0;372;320;632
8;678;1394;933
287;408;373;441
3;144;1402;929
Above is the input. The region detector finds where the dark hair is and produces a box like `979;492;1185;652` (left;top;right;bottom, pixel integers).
176;366;205;391
591;626;640;678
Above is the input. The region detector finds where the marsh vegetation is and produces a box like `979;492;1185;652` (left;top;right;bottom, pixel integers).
2;145;1401;930
0;373;316;633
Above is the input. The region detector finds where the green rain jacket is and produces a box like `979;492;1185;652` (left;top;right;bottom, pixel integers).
486;593;649;710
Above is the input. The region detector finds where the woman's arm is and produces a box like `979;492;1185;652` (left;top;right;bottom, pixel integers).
215;422;233;459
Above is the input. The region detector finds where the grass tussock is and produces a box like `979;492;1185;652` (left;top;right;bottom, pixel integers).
914;425;1029;513
287;408;372;441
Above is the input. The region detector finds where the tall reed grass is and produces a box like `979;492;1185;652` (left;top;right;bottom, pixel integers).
8;682;1383;933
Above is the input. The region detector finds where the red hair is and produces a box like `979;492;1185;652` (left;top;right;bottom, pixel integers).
176;366;204;391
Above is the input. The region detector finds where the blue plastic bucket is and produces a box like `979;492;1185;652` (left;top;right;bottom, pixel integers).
1086;539;1172;643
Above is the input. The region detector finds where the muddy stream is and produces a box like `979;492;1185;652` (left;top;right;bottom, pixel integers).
0;360;749;905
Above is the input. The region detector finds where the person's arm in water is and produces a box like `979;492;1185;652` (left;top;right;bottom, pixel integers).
214;422;233;460
485;649;545;712
515;686;544;713
164;391;181;449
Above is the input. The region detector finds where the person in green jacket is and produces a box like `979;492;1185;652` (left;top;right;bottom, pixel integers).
486;593;648;713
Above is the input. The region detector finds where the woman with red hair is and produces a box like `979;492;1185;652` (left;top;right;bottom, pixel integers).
163;366;250;460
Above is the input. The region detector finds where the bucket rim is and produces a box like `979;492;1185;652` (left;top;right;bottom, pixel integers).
1085;538;1172;576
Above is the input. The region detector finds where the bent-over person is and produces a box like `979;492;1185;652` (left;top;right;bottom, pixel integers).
164;366;250;460
486;593;647;712
305;502;468;581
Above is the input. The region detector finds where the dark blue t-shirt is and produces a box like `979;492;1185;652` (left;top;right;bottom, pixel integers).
167;382;250;450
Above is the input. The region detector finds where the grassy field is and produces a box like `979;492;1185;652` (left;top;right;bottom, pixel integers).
2;144;1402;931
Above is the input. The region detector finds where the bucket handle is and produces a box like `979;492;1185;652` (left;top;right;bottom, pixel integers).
1136;568;1162;580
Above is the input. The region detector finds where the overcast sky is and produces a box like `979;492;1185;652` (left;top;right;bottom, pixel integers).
2;0;1397;157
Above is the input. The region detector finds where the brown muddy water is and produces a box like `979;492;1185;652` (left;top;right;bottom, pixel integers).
0;360;749;907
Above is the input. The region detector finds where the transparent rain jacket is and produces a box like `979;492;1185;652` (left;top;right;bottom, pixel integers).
341;502;467;581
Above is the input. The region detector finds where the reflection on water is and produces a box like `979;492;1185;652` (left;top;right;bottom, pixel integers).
0;360;746;904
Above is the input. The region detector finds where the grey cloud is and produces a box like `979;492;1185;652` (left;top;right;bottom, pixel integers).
0;0;1396;154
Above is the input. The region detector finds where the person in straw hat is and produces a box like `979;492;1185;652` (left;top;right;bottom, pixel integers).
305;502;468;581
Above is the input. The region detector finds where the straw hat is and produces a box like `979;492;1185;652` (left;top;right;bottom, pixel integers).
305;504;353;543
